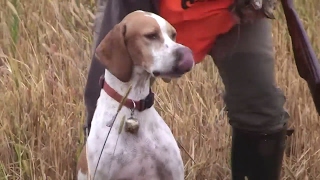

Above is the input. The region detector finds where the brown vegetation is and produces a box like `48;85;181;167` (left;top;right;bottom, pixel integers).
1;0;320;179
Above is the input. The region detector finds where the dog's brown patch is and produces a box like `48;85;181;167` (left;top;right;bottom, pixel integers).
77;144;88;175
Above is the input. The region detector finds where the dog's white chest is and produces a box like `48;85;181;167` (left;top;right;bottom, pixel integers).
86;105;184;180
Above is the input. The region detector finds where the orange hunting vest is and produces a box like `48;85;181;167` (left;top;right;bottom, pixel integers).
159;0;237;63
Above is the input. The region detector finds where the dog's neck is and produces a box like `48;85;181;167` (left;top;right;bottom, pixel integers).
90;68;153;135
103;67;151;102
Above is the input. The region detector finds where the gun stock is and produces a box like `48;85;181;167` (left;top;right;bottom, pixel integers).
280;0;320;115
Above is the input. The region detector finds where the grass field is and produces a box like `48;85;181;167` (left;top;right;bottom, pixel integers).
1;0;320;179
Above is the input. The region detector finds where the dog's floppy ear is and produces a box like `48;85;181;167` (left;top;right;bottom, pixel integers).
95;22;133;82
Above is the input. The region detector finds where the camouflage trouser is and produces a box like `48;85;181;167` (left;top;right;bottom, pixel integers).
87;0;289;133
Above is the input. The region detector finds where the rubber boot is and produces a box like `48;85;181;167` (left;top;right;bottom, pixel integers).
231;124;290;180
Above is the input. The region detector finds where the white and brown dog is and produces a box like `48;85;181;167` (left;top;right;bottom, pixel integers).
77;10;194;180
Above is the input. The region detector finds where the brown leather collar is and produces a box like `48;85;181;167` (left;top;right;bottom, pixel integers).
99;75;154;112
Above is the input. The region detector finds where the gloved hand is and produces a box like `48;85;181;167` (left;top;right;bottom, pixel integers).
231;0;277;24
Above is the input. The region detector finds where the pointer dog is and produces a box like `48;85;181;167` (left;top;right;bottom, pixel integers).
77;10;194;180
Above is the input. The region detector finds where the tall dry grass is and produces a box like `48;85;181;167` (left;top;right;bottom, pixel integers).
0;0;320;179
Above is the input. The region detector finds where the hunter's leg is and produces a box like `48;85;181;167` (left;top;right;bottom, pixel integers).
210;18;290;180
83;0;107;137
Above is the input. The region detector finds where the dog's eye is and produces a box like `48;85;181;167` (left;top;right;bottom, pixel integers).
171;32;176;40
144;33;158;40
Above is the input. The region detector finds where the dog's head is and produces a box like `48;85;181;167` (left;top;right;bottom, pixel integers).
95;10;195;83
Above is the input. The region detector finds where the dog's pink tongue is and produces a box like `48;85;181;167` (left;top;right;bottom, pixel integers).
177;47;195;73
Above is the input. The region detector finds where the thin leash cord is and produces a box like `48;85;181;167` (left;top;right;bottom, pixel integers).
92;114;117;179
106;102;135;177
107;130;121;177
92;85;133;180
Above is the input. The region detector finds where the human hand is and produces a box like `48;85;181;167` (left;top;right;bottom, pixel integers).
231;0;277;24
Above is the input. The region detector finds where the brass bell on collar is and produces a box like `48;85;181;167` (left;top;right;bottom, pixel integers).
124;117;139;134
